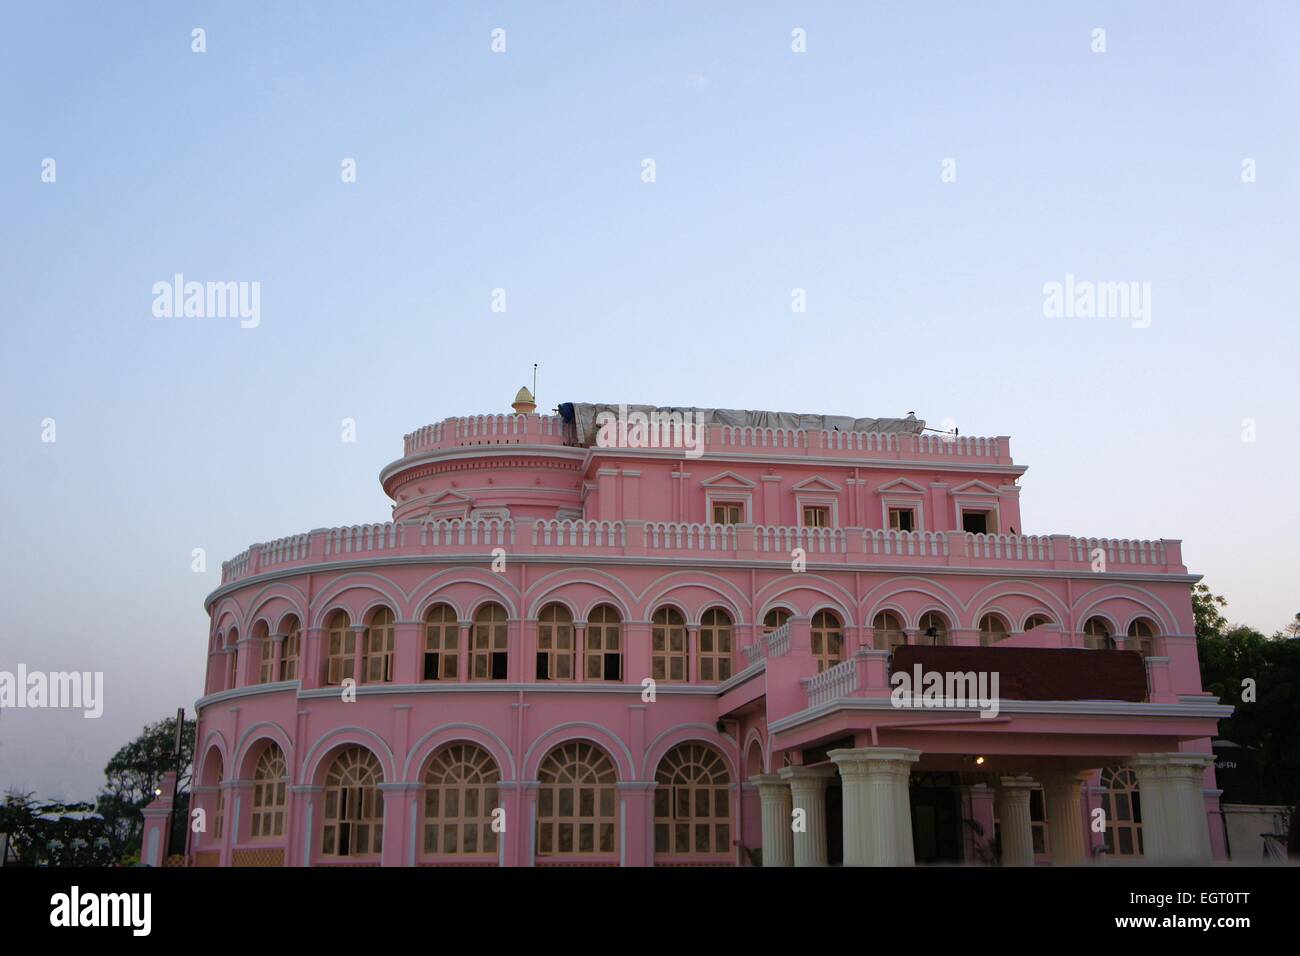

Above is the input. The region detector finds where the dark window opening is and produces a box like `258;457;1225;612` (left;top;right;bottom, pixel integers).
491;652;508;680
962;511;989;534
423;653;440;680
603;655;622;681
536;653;550;680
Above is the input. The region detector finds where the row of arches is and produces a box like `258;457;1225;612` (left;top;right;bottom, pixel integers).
200;738;735;862
210;602;1165;693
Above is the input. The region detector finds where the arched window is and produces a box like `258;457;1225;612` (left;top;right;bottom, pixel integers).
763;608;790;634
536;741;618;858
918;611;950;646
1126;618;1157;657
811;610;845;672
872;610;906;652
363;608;395;683
321;747;384;859
423;604;459;681
1101;767;1143;857
698;608;733;682
586;605;622;681
325;611;354;685
250;744;287;839
1083;616;1115;650
472;603;509;680
979;613;1010;646
422;743;500;859
213;762;226;840
652;607;688;682
255;622;274;684
654;743;732;858
280;616;301;681
536;604;575;681
1023;613;1052;632
226;629;239;689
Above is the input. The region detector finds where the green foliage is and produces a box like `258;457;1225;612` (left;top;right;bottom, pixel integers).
1191;582;1228;640
94;714;195;861
0;792;117;866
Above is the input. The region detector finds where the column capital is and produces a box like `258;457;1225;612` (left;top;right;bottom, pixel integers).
997;773;1038;793
778;765;837;789
1038;769;1092;790
828;747;921;779
1128;752;1214;783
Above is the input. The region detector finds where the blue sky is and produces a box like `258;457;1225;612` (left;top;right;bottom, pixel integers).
2;1;1297;798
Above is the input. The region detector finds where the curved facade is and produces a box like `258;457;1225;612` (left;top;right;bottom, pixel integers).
175;406;1230;867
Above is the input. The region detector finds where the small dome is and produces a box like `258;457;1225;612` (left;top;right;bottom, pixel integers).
514;386;534;403
511;386;537;414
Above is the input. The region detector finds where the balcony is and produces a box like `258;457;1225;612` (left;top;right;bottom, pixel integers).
219;520;1186;587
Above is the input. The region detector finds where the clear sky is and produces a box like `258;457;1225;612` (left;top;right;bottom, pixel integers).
2;1;1297;799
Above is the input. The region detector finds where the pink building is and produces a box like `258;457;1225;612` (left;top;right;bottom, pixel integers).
170;395;1231;867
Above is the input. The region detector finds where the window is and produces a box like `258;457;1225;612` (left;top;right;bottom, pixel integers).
1083;616;1115;650
888;508;915;532
325;612;354;685
962;510;991;534
423;604;459;680
585;605;622;681
918;611;949;646
256;623;274;684
803;505;830;528
1023;613;1052;632
712;501;744;525
872;610;906;652
979;613;1010;646
423;744;500;859
652;607;688;682
321;747;384;859
1030;788;1050;856
363;608;395;683
280;616;301;682
226;630;239;689
697;608;733;682
1101;767;1143;857
536;604;575;681
536;742;617;858
811;610;845;672
214;768;226;840
1126;618;1157;657
763;608;790;634
472;603;509;680
250;745;287;839
654;743;731;858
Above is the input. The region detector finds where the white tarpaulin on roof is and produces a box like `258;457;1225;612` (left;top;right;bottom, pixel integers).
566;403;924;446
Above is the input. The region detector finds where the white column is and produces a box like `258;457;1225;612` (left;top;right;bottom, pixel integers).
779;766;836;867
1040;771;1090;865
751;774;793;868
996;774;1037;866
1129;753;1214;864
829;747;921;866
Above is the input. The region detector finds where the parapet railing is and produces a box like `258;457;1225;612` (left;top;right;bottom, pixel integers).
222;521;1185;586
399;413;1013;464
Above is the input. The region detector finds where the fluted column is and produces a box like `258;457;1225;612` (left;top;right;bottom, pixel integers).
751;774;793;867
996;774;1037;866
829;747;921;866
1129;753;1214;864
1041;771;1090;865
779;766;835;867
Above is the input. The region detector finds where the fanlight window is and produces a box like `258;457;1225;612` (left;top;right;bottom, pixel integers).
1023;613;1052;632
1101;767;1143;857
322;747;384;859
872;610;906;652
585;605;623;681
537;604;575;681
763;608;790;634
363;608;396;683
652;607;688;682
811;610;845;672
1083;616;1115;650
423;744;500;858
472;604;509;680
698;608;733;682
280;617;301;682
918;611;950;646
1126;618;1157;657
424;604;459;680
654;743;732;857
536;742;618;857
979;613;1010;646
325;612;355;685
251;745;287;839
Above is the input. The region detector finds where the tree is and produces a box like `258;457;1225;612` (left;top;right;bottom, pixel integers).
1191;582;1228;641
94;714;195;861
0;792;117;866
